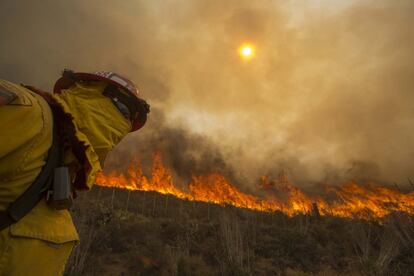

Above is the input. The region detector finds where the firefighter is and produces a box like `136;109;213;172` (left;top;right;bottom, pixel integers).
0;70;150;275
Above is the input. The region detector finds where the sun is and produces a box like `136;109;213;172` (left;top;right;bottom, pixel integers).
242;47;252;56
239;43;255;60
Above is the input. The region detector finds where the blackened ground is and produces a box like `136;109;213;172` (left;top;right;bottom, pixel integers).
65;187;414;276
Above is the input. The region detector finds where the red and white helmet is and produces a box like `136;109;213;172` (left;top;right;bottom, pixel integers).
54;69;150;131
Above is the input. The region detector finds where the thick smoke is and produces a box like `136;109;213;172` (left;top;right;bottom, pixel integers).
105;108;242;189
1;0;413;187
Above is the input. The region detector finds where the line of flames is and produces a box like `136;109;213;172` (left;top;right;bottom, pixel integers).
96;153;414;219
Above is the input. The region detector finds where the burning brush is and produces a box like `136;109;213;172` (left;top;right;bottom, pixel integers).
96;152;414;220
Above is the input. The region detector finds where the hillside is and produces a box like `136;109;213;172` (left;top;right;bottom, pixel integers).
65;186;414;276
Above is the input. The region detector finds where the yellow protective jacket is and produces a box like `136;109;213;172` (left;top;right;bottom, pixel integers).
0;79;78;275
0;78;131;275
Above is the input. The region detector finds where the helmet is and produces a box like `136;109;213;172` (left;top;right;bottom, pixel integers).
54;69;150;131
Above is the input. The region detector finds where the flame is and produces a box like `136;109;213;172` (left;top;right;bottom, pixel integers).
96;152;414;220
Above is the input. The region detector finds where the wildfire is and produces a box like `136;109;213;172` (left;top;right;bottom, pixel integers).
96;153;414;220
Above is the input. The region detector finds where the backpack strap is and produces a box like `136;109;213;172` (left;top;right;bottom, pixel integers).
23;84;91;191
0;122;60;231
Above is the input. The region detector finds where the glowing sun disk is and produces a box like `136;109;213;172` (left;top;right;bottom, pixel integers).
239;44;255;59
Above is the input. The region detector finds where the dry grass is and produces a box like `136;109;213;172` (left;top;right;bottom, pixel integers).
65;187;414;275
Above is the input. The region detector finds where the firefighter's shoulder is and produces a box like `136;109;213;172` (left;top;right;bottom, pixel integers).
0;79;35;107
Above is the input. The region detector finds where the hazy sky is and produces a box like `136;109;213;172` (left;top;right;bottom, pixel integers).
1;0;413;187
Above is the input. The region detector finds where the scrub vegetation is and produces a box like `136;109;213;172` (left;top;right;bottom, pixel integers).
65;187;414;276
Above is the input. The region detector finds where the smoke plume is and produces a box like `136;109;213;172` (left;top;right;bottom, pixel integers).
1;0;413;187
